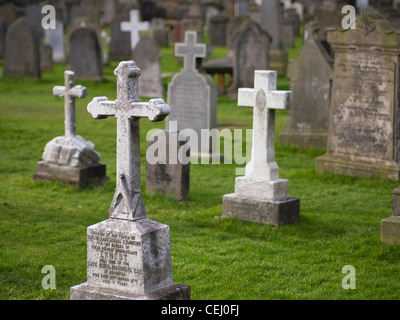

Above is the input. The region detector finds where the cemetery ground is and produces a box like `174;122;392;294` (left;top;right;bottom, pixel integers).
1;34;400;301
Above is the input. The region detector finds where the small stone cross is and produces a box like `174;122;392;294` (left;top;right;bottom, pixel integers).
87;61;170;221
121;10;150;51
238;70;291;181
53;70;87;138
175;31;208;73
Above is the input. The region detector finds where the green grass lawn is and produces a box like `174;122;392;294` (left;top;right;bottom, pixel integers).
1;32;400;300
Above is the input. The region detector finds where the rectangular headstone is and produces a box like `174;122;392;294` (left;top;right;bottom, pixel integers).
316;15;400;180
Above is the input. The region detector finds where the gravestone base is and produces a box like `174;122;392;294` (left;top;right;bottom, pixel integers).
381;216;400;246
221;193;300;226
70;218;191;300
279;131;328;150
70;282;191;300
316;154;400;181
269;49;288;76
32;161;108;186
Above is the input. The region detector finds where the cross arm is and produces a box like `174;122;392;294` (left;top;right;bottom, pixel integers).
87;97;117;119
237;88;255;107
127;99;170;121
53;86;66;97
267;91;292;110
53;85;87;99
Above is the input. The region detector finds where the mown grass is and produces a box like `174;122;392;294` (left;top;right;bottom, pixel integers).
0;30;400;300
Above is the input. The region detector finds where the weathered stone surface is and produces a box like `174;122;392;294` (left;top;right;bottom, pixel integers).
109;12;132;60
132;36;164;98
146;130;190;201
221;70;299;225
3;17;40;79
279;21;333;150
381;216;400;245
72;61;190;300
69;26;103;81
316;15;400;180
167;31;220;160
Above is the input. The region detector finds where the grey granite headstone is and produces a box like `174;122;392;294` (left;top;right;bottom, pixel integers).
70;61;191;300
132;36;164;98
45;20;66;63
226;15;250;56
2;17;40;79
109;12;132;60
381;186;400;245
316;15;400;180
221;70;300;226
33;71;107;186
69;26;103;81
167;31;221;161
279;21;333;150
230;19;271;100
25;3;43;37
209;15;228;47
40;42;53;72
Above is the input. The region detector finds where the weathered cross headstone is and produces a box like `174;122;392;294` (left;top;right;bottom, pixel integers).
45;20;65;63
121;10;150;51
316;15;400;180
167;31;221;161
3;17;40;79
33;71;107;186
70;61;191;300
381;187;400;245
279;21;334;150
132;36;164;98
69;26;103;81
221;70;300;226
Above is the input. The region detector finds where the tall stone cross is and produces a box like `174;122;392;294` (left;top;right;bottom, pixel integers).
87;61;170;221
120;10;149;51
238;70;291;182
175;31;208;73
53;70;87;138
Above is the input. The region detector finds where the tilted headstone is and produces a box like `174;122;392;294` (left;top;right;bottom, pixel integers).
45;20;66;63
132;36;164;98
33;71;107;186
381;186;400;245
221;70;300;226
70;61;191;300
2;17;40;79
279;21;333;150
109;12;132;60
167;31;221;161
68;26;103;81
121;10;150;51
230;19;271;100
316;15;400;180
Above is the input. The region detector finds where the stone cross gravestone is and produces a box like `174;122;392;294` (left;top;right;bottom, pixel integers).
121;10;150;51
381;186;400;246
221;70;300;226
167;31;221;161
279;21;333;150
316;15;400;180
33;71;107;186
70;61;191;300
69;26;103;81
132;36;164;98
3;17;40;79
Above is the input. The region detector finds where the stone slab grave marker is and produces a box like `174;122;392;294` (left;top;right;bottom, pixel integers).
381;186;400;246
121;10;150;51
279;21;333;150
167;31;220;161
70;61;191;300
316;15;400;180
3;17;40;79
33;71;107;186
109;12;132;60
221;70;300;226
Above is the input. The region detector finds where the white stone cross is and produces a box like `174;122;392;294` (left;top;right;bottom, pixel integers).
121;10;150;51
236;70;291;200
53;70;87;138
175;31;208;73
87;61;169;221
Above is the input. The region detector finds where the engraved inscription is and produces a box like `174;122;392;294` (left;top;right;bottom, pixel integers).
329;50;395;160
